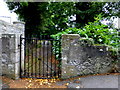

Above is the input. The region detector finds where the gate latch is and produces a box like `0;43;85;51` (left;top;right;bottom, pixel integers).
18;44;21;48
38;58;42;60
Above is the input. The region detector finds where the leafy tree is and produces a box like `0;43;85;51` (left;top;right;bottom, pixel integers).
7;2;48;37
43;2;75;34
44;2;106;34
75;2;107;27
6;2;106;36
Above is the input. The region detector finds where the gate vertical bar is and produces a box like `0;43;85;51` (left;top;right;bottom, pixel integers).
58;39;61;78
31;38;33;77
27;39;30;77
51;40;54;77
24;37;26;76
39;39;41;77
35;38;37;77
54;40;57;77
50;40;52;77
47;36;49;77
20;35;22;78
43;39;45;77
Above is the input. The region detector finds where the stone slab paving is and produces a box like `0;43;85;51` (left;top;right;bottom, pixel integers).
57;75;119;88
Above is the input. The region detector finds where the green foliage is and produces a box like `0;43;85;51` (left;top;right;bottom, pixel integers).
43;2;76;34
75;2;106;28
45;2;106;34
6;2;107;36
51;14;120;56
6;2;120;56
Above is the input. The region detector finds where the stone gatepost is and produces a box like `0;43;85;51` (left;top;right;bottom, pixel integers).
13;22;25;79
61;34;80;79
0;34;2;76
0;20;25;79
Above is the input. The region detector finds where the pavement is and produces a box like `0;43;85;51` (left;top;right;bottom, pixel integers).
56;74;119;88
1;74;119;89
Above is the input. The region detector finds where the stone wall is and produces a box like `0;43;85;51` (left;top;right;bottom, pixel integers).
61;34;117;79
0;20;24;79
0;20;118;79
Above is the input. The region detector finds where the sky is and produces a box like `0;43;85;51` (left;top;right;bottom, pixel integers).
0;0;18;24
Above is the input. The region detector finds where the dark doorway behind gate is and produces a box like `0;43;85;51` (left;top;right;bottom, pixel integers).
20;35;61;79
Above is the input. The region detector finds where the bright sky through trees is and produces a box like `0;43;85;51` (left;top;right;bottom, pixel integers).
0;0;18;23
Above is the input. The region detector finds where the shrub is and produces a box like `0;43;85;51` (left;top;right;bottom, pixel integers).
51;14;120;57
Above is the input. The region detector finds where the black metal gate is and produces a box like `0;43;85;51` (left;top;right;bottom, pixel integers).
20;35;61;79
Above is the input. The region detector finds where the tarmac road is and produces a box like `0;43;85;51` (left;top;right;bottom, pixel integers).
57;74;119;89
